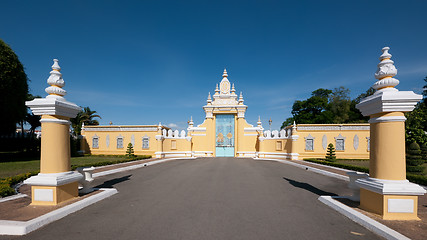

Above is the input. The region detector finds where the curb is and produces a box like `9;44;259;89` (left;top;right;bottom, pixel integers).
255;158;350;181
93;157;195;178
318;196;410;240
0;188;118;235
0;193;27;203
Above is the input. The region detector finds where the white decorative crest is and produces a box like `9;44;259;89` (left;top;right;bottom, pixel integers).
174;130;179;137
168;129;173;137
106;134;110;148
322;135;327;150
45;59;67;99
353;134;359;150
373;47;399;91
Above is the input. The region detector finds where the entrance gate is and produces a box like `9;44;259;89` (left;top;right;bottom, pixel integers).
215;114;235;157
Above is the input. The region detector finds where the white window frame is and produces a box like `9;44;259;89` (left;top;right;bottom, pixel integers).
142;135;150;149
92;135;99;149
335;134;346;151
117;135;124;149
305;134;315;151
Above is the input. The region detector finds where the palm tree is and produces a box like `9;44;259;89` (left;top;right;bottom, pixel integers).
71;106;101;136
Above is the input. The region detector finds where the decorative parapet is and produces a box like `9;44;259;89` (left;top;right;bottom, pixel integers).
162;129;191;141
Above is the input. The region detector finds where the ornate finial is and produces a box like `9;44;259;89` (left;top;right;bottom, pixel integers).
373;47;399;91
231;83;235;93
45;59;67;99
223;69;228;78
207;92;212;104
257;116;262;126
215;84;219;94
238;92;244;104
292;121;297;132
188;116;194;126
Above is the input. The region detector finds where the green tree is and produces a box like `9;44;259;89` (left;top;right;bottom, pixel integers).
406;142;425;174
325;143;336;162
71;106;101;135
420;143;427;163
126;143;135;158
405;75;427;145
328;86;351;123
0;39;28;135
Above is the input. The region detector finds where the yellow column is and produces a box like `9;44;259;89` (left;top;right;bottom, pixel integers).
24;59;82;206
369;112;406;180
155;123;164;158
356;47;425;220
290;122;299;160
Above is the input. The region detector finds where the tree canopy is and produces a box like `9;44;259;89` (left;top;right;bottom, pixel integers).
0;39;28;135
71;106;102;135
405;76;427;144
281;86;371;128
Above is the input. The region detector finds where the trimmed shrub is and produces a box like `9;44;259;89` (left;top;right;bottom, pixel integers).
325;143;336;162
126;143;135;158
420;143;427;163
406;142;425;174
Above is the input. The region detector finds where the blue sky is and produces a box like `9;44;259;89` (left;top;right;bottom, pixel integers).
2;1;427;130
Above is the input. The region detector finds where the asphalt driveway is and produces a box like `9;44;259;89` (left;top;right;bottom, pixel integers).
4;158;381;240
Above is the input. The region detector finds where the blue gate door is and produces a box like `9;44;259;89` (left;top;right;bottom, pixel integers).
215;114;235;157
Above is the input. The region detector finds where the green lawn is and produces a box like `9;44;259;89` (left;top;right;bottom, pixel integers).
0;155;141;179
306;158;427;177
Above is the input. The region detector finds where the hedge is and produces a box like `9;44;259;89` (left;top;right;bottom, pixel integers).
304;158;427;186
0;155;151;198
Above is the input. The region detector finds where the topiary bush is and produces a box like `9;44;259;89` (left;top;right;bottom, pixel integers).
325;143;336;162
406;142;425;175
126;143;135;158
420;143;427;163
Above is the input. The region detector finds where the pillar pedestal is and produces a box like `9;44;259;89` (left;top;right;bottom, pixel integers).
356;47;425;220
24;59;82;205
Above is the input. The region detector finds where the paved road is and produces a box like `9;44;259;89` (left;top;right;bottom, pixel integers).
6;158;380;239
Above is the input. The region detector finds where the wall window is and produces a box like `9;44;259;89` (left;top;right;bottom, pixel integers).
142;136;150;149
92;135;99;149
336;139;344;151
305;134;315;151
367;137;370;151
335;134;346;151
306;139;314;151
276;141;282;151
117;136;124;149
171;140;177;150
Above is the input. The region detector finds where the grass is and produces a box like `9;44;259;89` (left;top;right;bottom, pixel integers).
0;155;149;179
304;158;427;186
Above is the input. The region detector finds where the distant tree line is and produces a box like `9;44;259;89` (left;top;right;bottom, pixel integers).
281;86;374;129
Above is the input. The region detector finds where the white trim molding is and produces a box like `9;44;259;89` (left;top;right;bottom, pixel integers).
368;115;406;123
39;118;71;125
355;177;426;195
24;171;83;187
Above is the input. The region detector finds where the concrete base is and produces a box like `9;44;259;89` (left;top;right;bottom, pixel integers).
31;182;79;206
24;171;83;205
356;177;426;220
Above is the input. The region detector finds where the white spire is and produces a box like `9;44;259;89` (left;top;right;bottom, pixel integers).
45;59;67;100
238;92;244;104
215;84;219;95
257;116;262;126
188;116;194;126
373;47;399;92
207;92;212;104
231;83;235;94
223;68;228;77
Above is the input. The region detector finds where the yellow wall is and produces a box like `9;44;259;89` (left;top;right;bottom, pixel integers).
82;126;159;156
292;124;370;160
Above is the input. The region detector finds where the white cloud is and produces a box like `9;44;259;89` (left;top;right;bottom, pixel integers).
167;123;178;128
